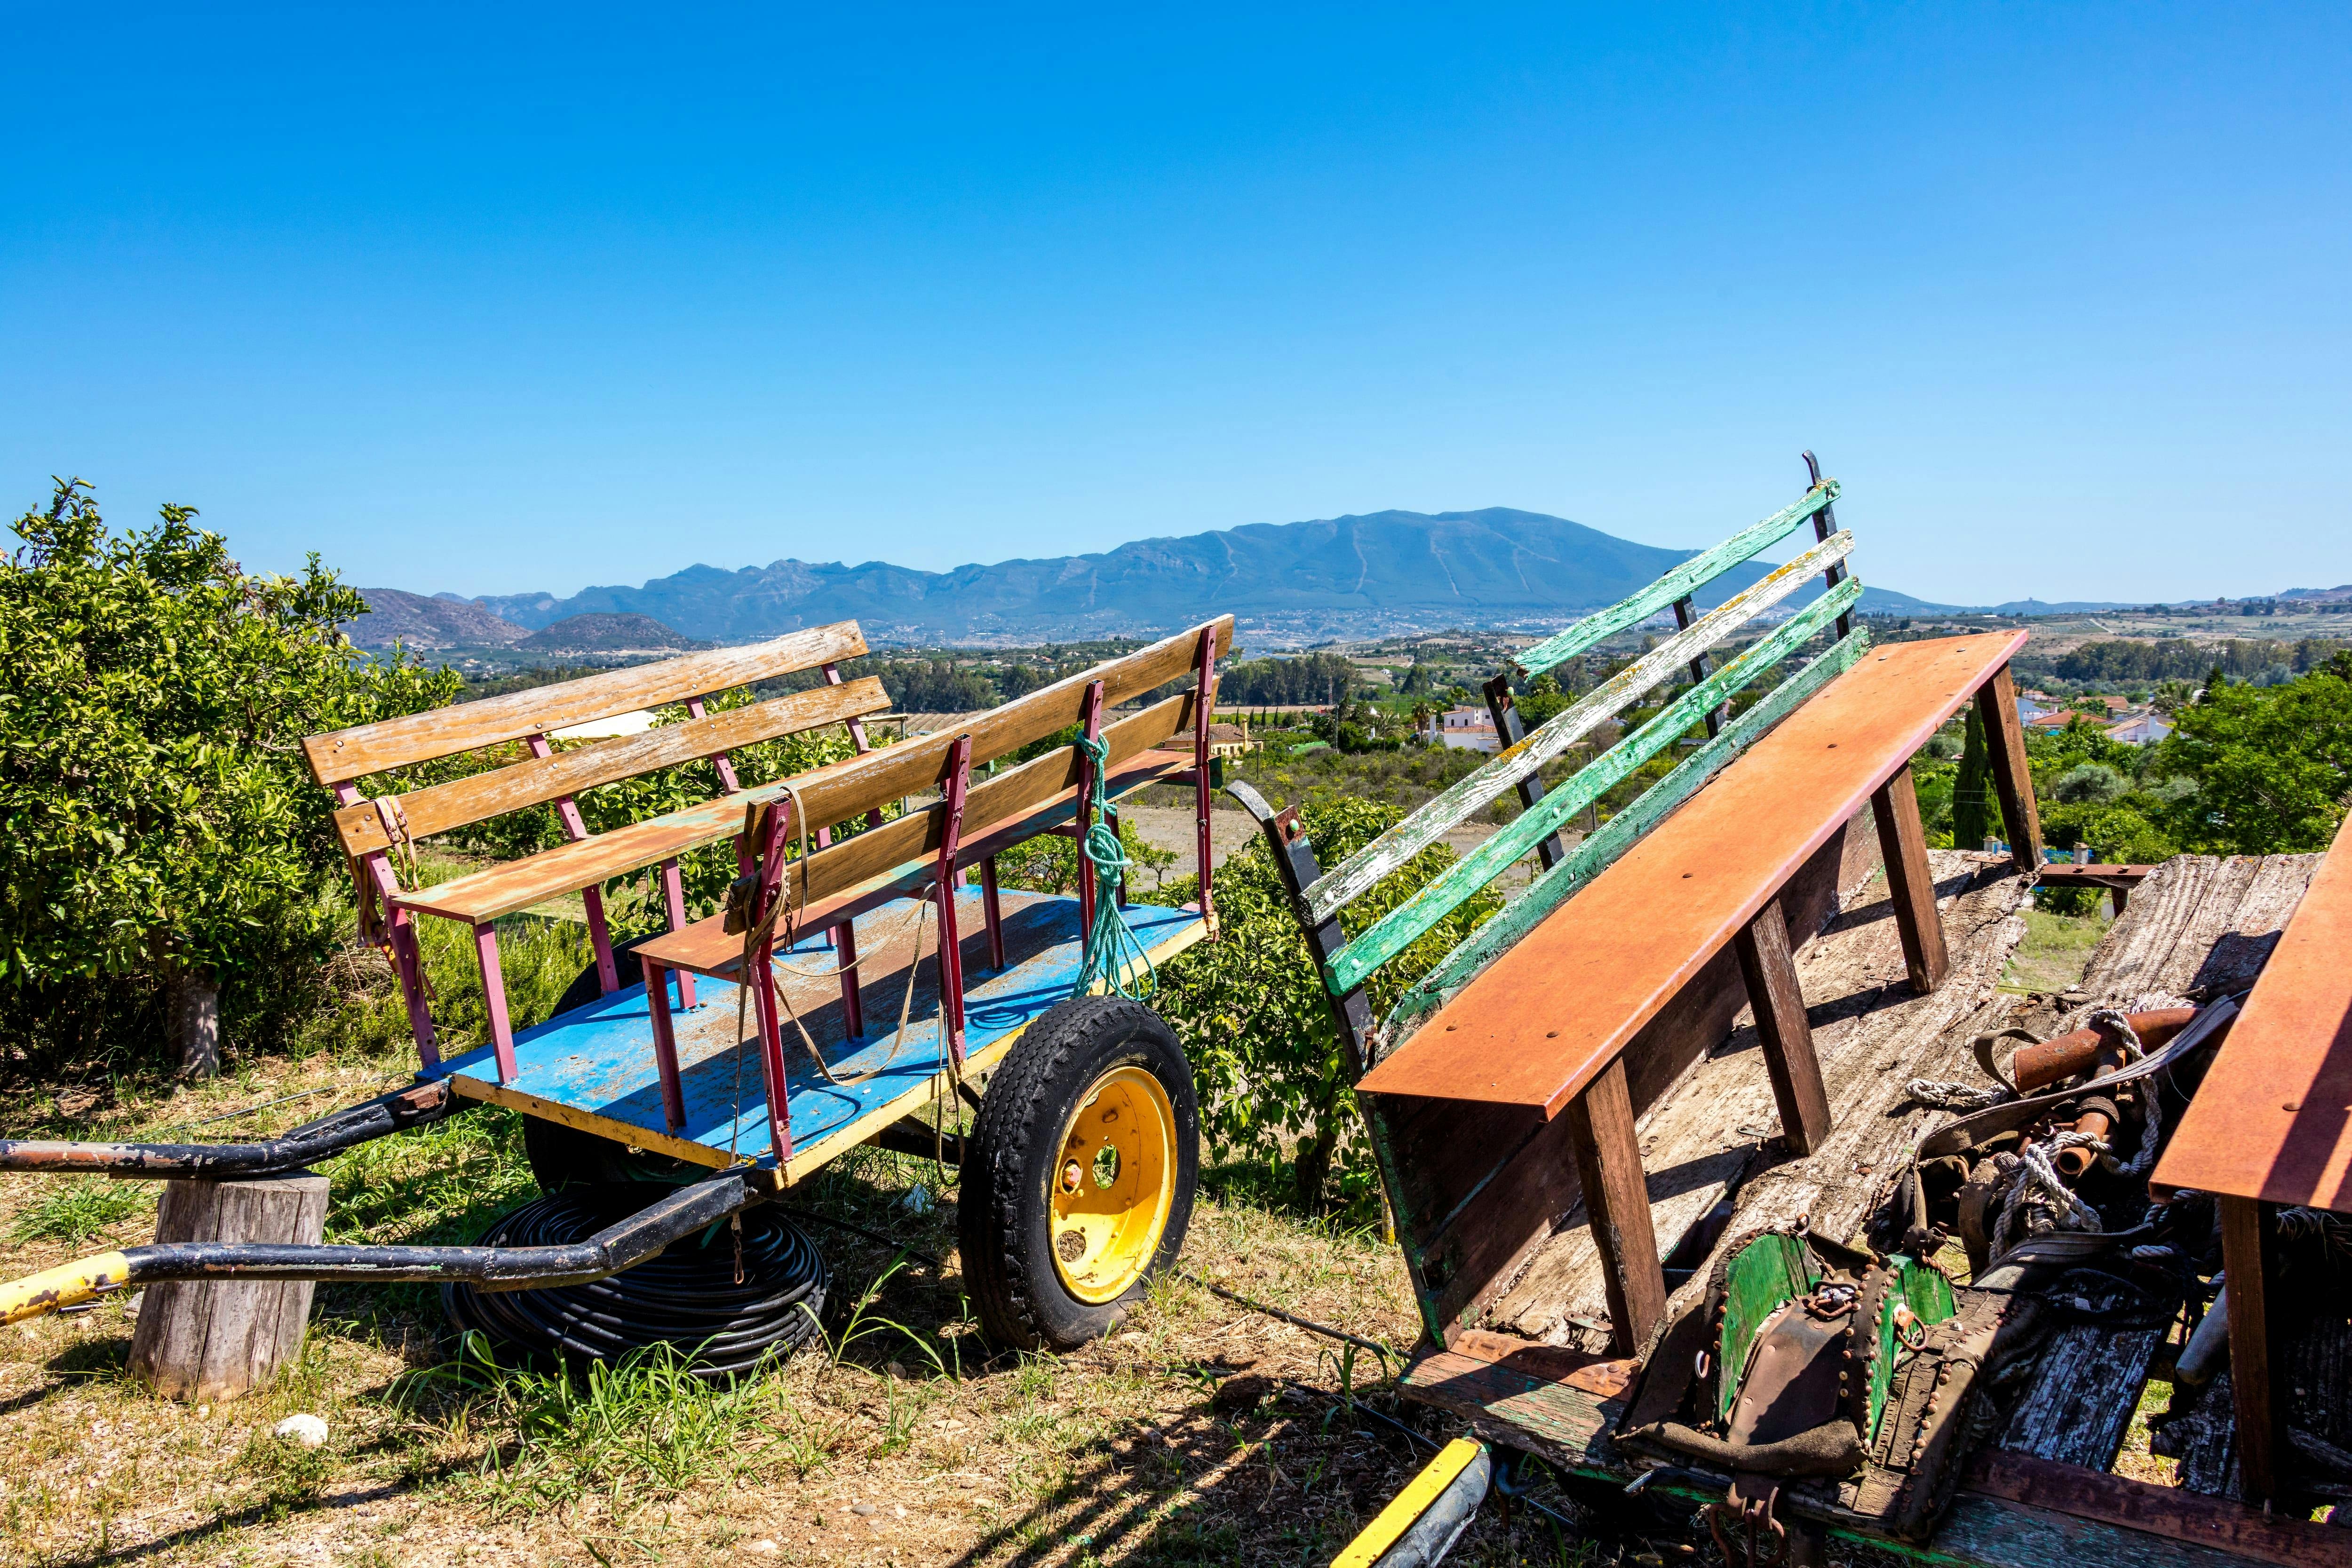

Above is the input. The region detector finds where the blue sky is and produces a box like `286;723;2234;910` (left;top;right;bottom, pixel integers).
4;4;2346;607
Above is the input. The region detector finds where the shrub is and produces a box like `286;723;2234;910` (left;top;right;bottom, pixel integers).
2052;763;2126;805
2155;653;2352;853
1149;797;1500;1214
0;480;458;1075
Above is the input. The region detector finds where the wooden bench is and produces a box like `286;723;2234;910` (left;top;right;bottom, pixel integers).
1247;462;2045;1360
307;624;890;1071
2152;808;2352;1505
307;618;1234;1168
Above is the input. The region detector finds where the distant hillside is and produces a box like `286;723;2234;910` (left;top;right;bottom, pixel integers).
460;506;1947;645
513;613;712;653
347;589;527;649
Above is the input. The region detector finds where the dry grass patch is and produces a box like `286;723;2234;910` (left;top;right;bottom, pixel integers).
0;1041;1626;1566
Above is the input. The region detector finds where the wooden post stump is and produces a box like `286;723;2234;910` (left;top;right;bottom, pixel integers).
128;1171;329;1402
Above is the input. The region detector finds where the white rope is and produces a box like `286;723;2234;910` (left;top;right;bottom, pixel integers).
1989;1135;2105;1258
1905;1078;2009;1110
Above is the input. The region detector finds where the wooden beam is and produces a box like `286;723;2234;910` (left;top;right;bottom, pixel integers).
1559;1057;1664;1355
1327;580;1861;994
1871;762;1951;995
1733;899;1833;1155
304;620;870;785
1303;533;1858;926
2219;1195;2285;1504
1964;1449;2352;1568
388;626;1229;926
1512;479;1837;679
331;677;890;855
1974;664;2043;872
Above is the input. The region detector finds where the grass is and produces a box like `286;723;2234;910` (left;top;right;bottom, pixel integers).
7;1178;153;1246
2001;904;2113;995
0;1025;1614;1567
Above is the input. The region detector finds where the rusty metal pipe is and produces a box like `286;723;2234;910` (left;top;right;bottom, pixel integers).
2011;1008;2198;1094
2055;1108;2114;1178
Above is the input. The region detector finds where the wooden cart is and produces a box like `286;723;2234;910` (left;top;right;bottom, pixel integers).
1308;463;2352;1567
3;617;1235;1354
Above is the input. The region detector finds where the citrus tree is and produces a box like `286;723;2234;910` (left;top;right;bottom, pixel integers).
0;479;458;1075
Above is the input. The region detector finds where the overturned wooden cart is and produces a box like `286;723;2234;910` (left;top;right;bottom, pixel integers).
1;617;1235;1358
1304;463;2352;1567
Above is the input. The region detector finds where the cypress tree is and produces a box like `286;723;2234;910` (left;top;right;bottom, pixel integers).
1952;705;2005;850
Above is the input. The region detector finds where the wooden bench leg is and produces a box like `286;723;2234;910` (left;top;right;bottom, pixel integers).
835;916;867;1041
1872;764;1951;995
642;958;687;1133
1562;1057;1665;1355
473;921;518;1083
1734;900;1832;1156
2219;1195;2284;1504
1974;664;2043;873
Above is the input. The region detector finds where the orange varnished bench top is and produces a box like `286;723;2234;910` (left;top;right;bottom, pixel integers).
1357;632;2027;1116
2153;812;2352;1211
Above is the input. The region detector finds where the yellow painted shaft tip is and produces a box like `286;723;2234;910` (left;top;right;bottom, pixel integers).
1331;1436;1485;1568
0;1251;133;1325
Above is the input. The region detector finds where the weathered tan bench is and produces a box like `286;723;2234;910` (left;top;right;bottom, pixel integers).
305;625;893;1075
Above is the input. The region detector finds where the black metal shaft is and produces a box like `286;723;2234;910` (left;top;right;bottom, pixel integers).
0;1079;461;1180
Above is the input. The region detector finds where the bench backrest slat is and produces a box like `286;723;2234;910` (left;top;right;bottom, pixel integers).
1510;480;1836;680
738;616;1233;841
781;687;1203;910
1326;575;1862;993
1300;527;1854;928
303;621;869;786
331;676;892;856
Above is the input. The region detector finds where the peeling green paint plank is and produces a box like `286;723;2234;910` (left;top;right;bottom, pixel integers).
1326;579;1862;995
1511;481;1837;680
1382;628;1872;1031
1301;528;1856;927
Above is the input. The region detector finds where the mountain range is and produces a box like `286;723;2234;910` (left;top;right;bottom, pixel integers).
354;507;1946;650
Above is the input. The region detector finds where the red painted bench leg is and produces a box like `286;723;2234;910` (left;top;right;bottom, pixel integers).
750;942;792;1163
1563;1057;1665;1356
1872;764;1951;995
835;915;867;1041
642;958;687;1133
1735;900;1832;1156
473;922;518;1084
660;857;697;1010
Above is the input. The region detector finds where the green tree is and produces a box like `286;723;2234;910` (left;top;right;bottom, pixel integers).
1951;706;2003;850
1149;798;1500;1213
2156;653;2352;853
0;480;458;1074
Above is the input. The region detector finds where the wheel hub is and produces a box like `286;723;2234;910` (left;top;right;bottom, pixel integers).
1048;1065;1176;1304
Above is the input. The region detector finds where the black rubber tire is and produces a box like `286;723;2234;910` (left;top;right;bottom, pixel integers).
527;934;699;1192
959;996;1199;1351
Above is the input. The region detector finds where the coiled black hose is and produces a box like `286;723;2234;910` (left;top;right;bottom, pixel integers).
445;1186;828;1379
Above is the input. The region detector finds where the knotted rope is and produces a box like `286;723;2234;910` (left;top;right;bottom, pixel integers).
1070;733;1155;1001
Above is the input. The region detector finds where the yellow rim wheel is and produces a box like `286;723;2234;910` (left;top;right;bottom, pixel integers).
1049;1065;1177;1305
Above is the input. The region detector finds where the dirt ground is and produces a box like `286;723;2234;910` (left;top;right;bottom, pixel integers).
0;1050;1636;1568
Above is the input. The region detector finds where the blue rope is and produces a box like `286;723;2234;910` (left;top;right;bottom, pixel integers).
1071;733;1156;1001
